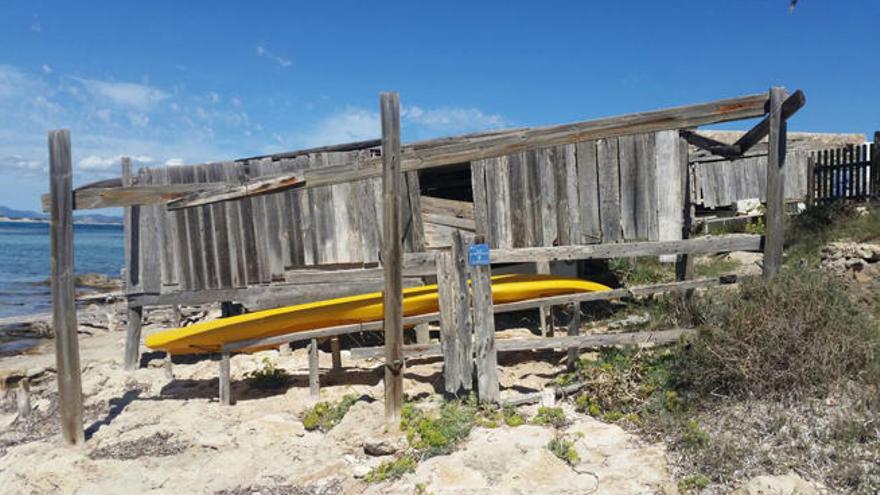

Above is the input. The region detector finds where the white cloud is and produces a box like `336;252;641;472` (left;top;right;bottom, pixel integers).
78;154;155;171
402;105;505;131
41;64;52;75
0;155;43;172
164;158;185;166
30;22;42;33
74;77;169;110
299;106;379;147
256;45;292;68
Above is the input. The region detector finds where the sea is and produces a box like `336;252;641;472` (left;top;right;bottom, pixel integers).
0;221;124;320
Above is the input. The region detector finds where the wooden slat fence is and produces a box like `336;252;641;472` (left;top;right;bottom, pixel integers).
691;150;810;208
810;143;875;204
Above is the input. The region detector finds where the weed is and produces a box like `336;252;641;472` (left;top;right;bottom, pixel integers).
677;474;710;493
547;435;580;465
364;454;417;483
607;256;675;286
302;394;358;432
245;357;288;390
403;400;476;458
532;407;567;428
502;405;524;427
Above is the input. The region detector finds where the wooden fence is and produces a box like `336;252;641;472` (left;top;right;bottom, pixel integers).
809;136;878;204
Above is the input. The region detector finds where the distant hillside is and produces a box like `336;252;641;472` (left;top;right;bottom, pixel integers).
0;205;122;225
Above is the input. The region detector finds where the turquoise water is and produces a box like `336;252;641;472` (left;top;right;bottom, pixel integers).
0;221;123;319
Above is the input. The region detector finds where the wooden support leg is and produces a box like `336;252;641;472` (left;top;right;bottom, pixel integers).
566;303;581;371
536;261;553;337
415;323;430;345
308;338;320;400
331;337;342;371
164;353;173;380
472;240;499;404
48;129;85;446
124;304;143;371
219;352;232;406
380;92;404;423
16;378;31;418
763;87;788;278
437;231;473;395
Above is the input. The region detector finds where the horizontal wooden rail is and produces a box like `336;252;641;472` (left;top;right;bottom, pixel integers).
166;174;305;210
490;234;762;263
351;328;693;360
46;92;769;211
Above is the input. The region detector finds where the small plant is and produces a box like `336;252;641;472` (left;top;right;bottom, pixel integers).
547;435;580;466
681;419;710;449
677;473;710;493
532;407;567;428
245;357;288;390
364;454;417;483
502;405;524;427
608;257;675;286
302;394;358;432
403;400;476;458
744;216;765;235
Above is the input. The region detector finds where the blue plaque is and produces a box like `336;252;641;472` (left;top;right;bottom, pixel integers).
468;243;490;266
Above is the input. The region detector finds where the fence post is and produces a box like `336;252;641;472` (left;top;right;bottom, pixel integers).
763;87;787;278
122;157;144;371
380;92;404;424
48;129;85;445
806;154;816;207
470;235;499;403
873;132;879;198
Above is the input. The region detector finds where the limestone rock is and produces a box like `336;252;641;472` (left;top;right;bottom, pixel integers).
732;472;820;495
363;436;406;456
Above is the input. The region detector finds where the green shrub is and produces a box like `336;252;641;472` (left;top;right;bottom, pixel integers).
676;267;880;398
245;357;288;390
502;405;524;427
532;407;567;428
547;436;580;465
786;204;880;265
608;257;675;286
677;474;710;493
302;394;358;432
403;401;476;458
364;454;417;483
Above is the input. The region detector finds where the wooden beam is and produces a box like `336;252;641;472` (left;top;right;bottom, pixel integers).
308;338;320;400
380;92;404;424
733;89;805;155
763;87;788;277
679;130;740;159
490;234;762;264
50;93;770;212
165;174;305;210
219;351;232;406
48;129;85;446
352;328;693;361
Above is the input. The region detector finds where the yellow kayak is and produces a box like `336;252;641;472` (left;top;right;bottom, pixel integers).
145;274;610;355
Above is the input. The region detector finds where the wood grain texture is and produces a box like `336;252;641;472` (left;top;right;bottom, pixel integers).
48;129;85;445
763;87;787;277
597;138;621;242
471;244;499;403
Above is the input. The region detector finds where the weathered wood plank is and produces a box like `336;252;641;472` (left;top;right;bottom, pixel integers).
437;230;472;394
490;234;762;263
618;135;638;240
470;159;490;241
576;140;601;244
733;89;805;155
48;129;85;445
537;148;559;247
219;352;232;405
309;338;320;400
471;240;499;403
763;87;787;277
597;138;621;242
635;133;658;240
165;173;305;210
122;158;139;293
381;92;404;423
655;131;684;260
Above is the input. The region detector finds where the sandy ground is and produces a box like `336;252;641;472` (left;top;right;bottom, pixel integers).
0;305;680;495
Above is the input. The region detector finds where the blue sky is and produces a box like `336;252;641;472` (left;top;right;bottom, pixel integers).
0;1;877;211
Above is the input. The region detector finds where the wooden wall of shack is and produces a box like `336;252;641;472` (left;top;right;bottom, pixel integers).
127;150;424;296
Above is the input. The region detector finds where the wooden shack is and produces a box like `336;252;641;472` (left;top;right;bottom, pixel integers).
45;87;804;445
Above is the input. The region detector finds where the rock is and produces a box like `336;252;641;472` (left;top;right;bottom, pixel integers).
495;327;536;340
363;436;405;456
732;472;820;495
608;313;649;330
736;198;762;215
146;358;166;369
352;464;372;479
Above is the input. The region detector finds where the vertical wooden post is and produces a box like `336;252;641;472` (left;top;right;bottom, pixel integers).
414;324;430;345
764;87;787;278
676;147;695;283
165;305;182;380
471;236;499;403
437;230;473;395
536;261;553;336
330;337;342;371
219;351;232;406
804;153;816;207
872;131;879;198
48;129;85;445
566;304;581;371
124;305;143;371
122;157;144;371
309;338;320;400
380;92;404;423
16;378;31;418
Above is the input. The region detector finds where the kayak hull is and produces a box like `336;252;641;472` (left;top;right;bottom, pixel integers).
145;274;610;355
